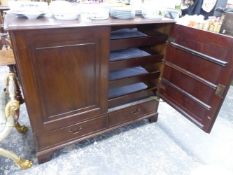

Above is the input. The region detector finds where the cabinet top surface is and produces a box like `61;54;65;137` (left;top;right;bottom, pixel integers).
4;14;175;31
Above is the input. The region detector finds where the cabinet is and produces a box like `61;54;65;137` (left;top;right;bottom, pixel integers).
6;17;233;163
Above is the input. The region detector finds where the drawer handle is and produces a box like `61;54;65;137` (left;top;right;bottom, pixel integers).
68;126;82;134
132;108;141;115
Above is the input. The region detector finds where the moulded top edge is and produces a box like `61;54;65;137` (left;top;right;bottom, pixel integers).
4;14;176;31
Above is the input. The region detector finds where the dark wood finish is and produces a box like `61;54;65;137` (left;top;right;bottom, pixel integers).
168;41;228;66
169;25;233;62
10;27;110;158
109;71;160;88
110;34;168;51
8;65;25;104
109;82;148;99
36;98;157;164
109;54;163;71
8;19;170;163
164;46;222;85
108;88;156;108
162;64;215;106
37;151;54;164
109;67;148;81
108;98;158;127
38;115;108;148
160;25;233;132
6;15;233;163
148;114;158;123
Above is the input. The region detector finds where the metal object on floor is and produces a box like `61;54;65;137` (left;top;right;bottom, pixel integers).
0;73;32;169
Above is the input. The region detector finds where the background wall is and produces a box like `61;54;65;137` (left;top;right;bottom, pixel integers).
0;0;8;6
0;0;230;6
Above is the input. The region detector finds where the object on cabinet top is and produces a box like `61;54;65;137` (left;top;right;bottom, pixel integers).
7;1;49;19
110;7;136;19
49;1;80;20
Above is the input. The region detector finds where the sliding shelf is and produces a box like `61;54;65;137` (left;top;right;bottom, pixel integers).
110;48;150;61
109;66;160;88
111;28;148;40
110;28;168;51
109;82;148;99
108;27;166;108
109;66;148;80
109;72;160;88
109;48;163;71
108;84;157;108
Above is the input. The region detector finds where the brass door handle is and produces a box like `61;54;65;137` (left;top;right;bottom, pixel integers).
68;126;82;134
131;108;141;115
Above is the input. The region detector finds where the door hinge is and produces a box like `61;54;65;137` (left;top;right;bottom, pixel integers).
151;96;160;102
215;84;226;98
167;37;176;43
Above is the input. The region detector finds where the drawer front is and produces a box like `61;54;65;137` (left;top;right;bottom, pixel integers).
38;115;108;148
108;99;158;127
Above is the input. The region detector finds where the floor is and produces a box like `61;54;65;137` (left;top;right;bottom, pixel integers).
0;66;233;175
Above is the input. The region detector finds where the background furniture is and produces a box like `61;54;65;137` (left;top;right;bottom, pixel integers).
0;23;31;168
0;72;32;169
0;33;24;103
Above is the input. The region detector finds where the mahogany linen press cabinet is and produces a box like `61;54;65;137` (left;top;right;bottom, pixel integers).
5;15;233;163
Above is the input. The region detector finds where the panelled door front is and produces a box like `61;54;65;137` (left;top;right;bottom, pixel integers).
11;27;110;133
160;24;233;132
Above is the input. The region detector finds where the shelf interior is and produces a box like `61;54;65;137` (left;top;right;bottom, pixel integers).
108;82;148;99
111;28;148;40
108;24;171;106
110;48;151;61
109;66;148;81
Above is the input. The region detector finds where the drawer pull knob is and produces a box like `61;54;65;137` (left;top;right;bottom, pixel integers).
68;126;82;134
132;108;141;115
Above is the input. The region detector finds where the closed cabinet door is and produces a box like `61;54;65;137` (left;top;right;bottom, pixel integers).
160;24;233;133
11;27;110;133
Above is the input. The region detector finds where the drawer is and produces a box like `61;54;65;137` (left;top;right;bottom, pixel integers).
108;98;158;127
38;115;108;148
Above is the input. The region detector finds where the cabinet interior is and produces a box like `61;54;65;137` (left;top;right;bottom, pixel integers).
108;24;172;108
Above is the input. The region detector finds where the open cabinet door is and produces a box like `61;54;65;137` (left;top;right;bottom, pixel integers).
160;24;233;133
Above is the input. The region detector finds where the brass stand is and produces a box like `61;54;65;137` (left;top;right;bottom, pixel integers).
0;148;32;169
0;73;32;169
